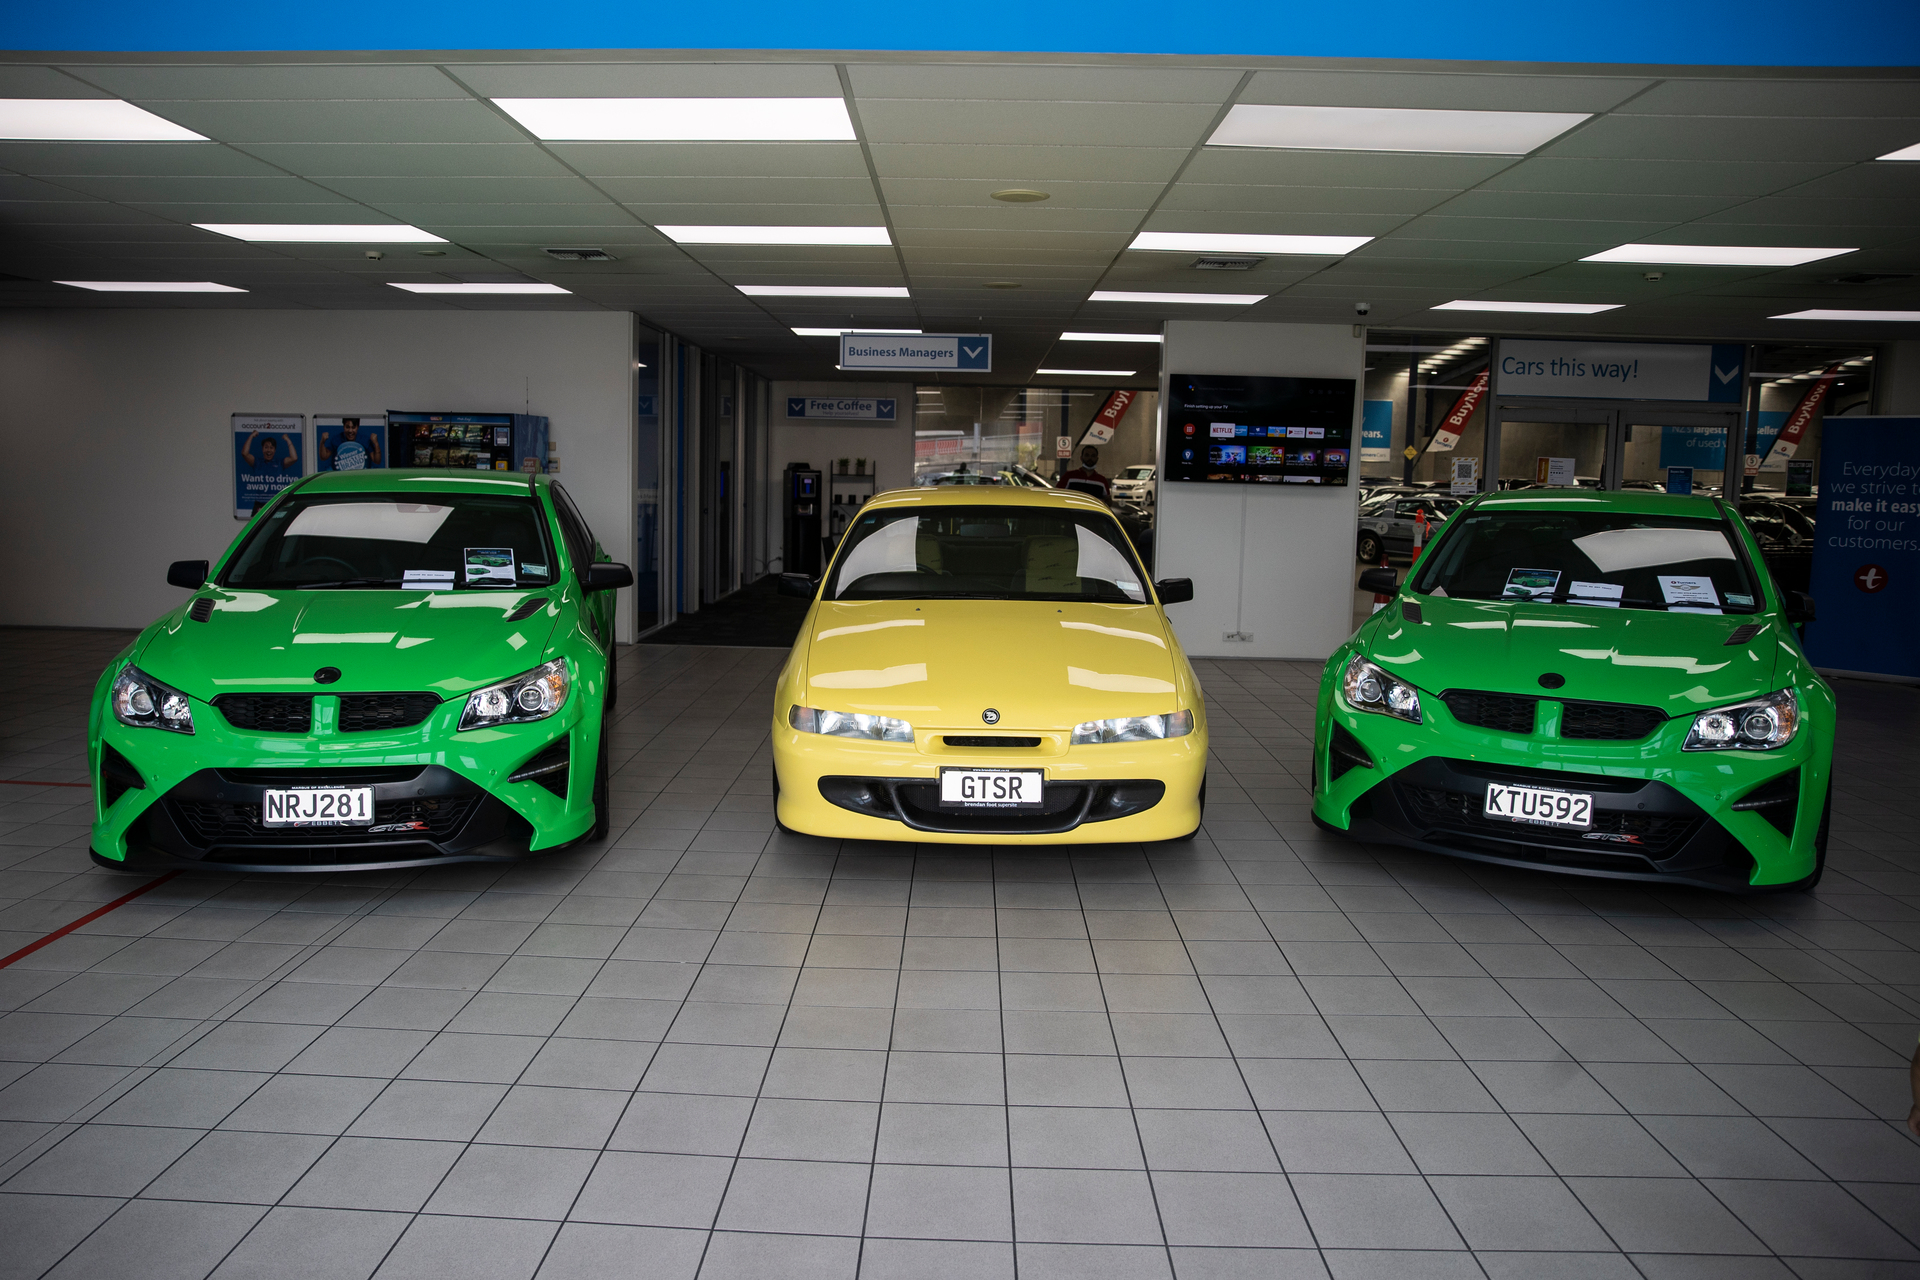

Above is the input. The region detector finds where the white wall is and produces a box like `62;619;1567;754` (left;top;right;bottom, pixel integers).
763;380;915;575
0;309;638;638
1156;321;1365;661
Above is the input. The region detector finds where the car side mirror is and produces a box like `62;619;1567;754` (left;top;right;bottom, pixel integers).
1153;578;1193;605
1357;567;1399;595
167;560;208;590
777;573;817;600
583;563;633;592
1785;590;1815;625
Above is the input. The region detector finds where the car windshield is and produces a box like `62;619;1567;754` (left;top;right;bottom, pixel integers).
221;492;556;590
1121;467;1154;480
1410;507;1761;614
827;504;1148;603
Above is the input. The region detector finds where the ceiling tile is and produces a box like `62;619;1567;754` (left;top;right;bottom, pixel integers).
446;61;847;98
383;205;640;228
1157;183;1452;216
0;142;283;177
1238;69;1650;113
592;175;877;204
1180;148;1511;189
150;100;528;146
1616;78;1920;118
1542;113;1920;163
858;100;1216;149
0;66;111;96
869;143;1189;183
68;64;471;100
888;204;1140;233
551;142;871;179
235;143;572;178
44;174;349;204
1138;211;1407;236
848;64;1240;103
1432;189;1738;221
1482;157;1847;197
877;177;1158;211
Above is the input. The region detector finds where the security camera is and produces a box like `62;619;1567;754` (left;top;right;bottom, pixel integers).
364;250;385;261
1354;301;1370;316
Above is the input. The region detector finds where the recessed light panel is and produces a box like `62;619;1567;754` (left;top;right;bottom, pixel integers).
1876;142;1920;161
56;280;245;293
793;327;921;337
1433;300;1623;314
389;283;571;295
1089;291;1266;305
0;99;205;141
197;223;448;244
1582;244;1854;267
658;226;891;247
739;285;909;298
493;97;856;141
1060;332;1163;343
1131;231;1371;256
1038;368;1136;377
1208;104;1588;155
1770;309;1920;321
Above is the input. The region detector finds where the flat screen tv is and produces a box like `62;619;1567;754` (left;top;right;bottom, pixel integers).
1163;373;1356;487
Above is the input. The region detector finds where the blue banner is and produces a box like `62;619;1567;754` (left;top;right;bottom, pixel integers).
1657;425;1727;470
1803;417;1920;680
1361;400;1394;461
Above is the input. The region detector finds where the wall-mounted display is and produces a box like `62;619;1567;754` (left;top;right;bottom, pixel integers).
314;414;386;471
386;412;548;474
1163;374;1356;486
232;413;304;519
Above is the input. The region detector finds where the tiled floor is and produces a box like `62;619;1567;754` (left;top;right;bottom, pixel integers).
2;626;1917;1280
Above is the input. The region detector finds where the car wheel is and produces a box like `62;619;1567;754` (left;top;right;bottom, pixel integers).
589;712;611;842
1357;532;1383;564
1170;774;1205;842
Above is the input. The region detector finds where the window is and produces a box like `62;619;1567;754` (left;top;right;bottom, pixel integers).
550;484;600;572
222;493;555;589
826;505;1148;603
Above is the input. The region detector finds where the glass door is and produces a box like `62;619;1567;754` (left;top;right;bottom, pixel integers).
1485;403;1617;491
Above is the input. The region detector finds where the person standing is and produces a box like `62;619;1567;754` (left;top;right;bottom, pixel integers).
1059;445;1112;503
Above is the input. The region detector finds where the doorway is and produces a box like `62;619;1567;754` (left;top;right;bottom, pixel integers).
1482;402;1737;493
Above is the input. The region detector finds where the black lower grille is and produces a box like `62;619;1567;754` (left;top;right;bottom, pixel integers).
1329;723;1373;782
1442;690;1536;733
339;693;440;732
942;736;1042;748
821;776;1163;834
1733;769;1800;838
1561;700;1665;741
215;694;313;733
1400;784;1698;856
169;794;479;844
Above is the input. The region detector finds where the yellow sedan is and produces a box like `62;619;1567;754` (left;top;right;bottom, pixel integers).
772;486;1207;844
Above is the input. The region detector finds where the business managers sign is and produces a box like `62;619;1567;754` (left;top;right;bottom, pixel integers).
839;333;991;372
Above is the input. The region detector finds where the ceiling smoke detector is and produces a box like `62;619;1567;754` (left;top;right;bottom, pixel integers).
1194;255;1264;271
545;248;616;262
991;189;1049;202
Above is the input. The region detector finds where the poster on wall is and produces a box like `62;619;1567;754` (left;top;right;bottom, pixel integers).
1803;416;1920;681
1360;400;1394;462
232;413;304;519
314;415;387;471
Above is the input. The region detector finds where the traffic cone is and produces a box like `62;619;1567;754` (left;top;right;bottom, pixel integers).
1411;511;1430;565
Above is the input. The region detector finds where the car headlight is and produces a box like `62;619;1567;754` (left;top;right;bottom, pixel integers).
1342;654;1422;724
1072;711;1194;744
789;705;913;742
1684;688;1799;751
459;658;570;731
110;665;194;734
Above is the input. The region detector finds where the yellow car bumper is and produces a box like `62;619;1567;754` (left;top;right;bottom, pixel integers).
771;722;1208;844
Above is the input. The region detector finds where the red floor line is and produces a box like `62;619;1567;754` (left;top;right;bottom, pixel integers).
0;872;180;969
0;779;90;787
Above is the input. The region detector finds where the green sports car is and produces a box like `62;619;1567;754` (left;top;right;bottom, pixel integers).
89;469;631;873
1313;490;1833;892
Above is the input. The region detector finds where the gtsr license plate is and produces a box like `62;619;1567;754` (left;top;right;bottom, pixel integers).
1484;782;1592;829
939;768;1044;809
262;787;375;827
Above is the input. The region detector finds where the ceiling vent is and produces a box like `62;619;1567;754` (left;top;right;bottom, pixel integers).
1194;255;1263;271
545;248;615;262
1822;272;1912;286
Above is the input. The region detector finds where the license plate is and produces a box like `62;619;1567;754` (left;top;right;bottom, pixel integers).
1484;782;1592;829
262;787;375;827
939;768;1044;809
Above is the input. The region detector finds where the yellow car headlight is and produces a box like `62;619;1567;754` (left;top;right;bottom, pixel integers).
1072;710;1193;744
790;705;914;742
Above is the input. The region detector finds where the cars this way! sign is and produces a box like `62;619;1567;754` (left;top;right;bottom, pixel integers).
1495;340;1744;402
1804;416;1920;681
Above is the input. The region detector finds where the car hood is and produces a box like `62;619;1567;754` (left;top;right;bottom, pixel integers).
135;588;561;699
1366;595;1782;713
800;598;1184;731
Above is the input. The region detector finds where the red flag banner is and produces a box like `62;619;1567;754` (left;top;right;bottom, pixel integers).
1080;389;1135;446
1426;368;1489;455
1763;365;1840;467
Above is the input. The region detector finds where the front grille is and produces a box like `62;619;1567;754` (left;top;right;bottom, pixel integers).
216;766;425;787
1733;768;1800;838
169;794;478;844
1442;690;1536;734
214;694;313;733
339;693;440;733
1400;783;1698;857
1560;700;1665;741
1329;723;1374;782
942;736;1042;748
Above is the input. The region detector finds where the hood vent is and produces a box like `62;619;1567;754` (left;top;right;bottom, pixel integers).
507;597;548;623
1724;623;1765;645
189;598;215;623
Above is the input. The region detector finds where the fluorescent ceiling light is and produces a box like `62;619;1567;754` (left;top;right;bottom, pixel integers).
1582;243;1854;267
1769;309;1920;322
1208;103;1588;155
1876;142;1920;161
388;282;570;295
492;97;855;141
197;223;447;244
739;285;909;298
1130;231;1370;256
1038;368;1136;377
793;326;921;337
1433;300;1623;314
55;280;245;293
660;225;890;247
1089;291;1265;305
1061;332;1163;343
0;98;206;141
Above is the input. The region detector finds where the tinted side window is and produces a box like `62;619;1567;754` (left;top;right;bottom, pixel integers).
549;485;595;573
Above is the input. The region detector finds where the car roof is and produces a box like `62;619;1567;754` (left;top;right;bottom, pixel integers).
865;484;1117;516
1469;489;1725;519
295;468;544;498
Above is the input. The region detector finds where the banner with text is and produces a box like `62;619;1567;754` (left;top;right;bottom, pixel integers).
1803;416;1920;681
1080;389;1135;446
785;397;898;421
1496;340;1744;402
1426;368;1489;454
1762;366;1840;468
1361;400;1394;462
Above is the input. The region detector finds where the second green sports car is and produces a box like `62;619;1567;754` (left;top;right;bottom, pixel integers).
89;469;631;873
1313;490;1833;891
